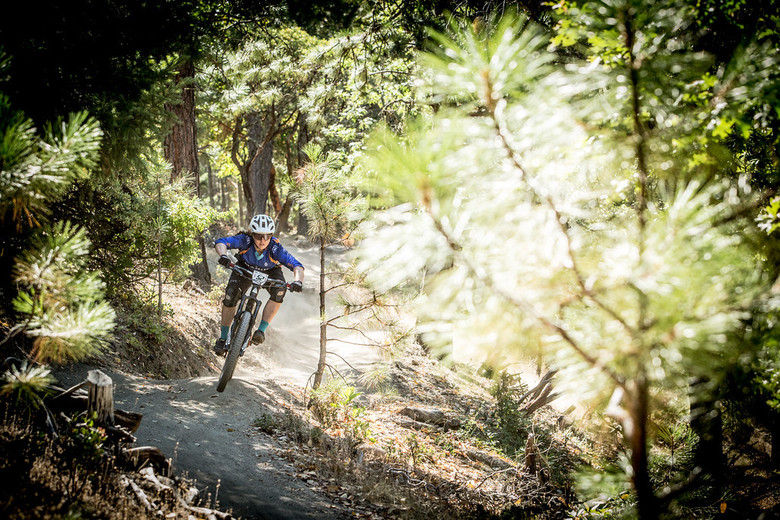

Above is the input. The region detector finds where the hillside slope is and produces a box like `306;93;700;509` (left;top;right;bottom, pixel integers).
52;236;579;519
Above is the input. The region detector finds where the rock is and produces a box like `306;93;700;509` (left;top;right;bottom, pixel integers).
399;406;461;430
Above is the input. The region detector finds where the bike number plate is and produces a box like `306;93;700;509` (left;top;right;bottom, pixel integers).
252;271;268;285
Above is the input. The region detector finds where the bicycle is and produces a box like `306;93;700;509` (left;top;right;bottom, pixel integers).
216;261;291;392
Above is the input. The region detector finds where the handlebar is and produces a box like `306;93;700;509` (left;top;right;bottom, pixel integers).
221;261;291;289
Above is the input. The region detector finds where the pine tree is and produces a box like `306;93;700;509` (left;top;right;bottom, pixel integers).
293;144;362;389
355;4;776;517
0;90;115;364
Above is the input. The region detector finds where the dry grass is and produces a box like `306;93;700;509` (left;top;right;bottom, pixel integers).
0;411;222;520
254;347;585;520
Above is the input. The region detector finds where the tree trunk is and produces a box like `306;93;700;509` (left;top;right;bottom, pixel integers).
312;236;327;390
630;378;657;520
231;112;275;218
524;433;537;475
203;153;215;207
157;180;163;319
237;178;244;226
771;411;780;469
297;210;309;237
276;196;293;234
689;376;724;480
189;234;212;287
269;163;281;214
163;58;199;188
220;175;228;211
246;113;274;215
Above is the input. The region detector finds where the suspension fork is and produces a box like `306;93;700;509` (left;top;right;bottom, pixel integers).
230;285;263;340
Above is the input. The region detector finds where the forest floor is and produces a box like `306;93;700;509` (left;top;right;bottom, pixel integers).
47;234;780;520
51;235;585;520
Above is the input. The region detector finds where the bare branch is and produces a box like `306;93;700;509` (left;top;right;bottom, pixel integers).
327;337;379;347
326;323;378;344
325;350;361;373
472;467;518;492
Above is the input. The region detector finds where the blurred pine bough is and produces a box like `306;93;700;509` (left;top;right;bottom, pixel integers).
355;3;778;517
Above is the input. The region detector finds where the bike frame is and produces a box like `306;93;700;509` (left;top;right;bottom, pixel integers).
216;261;292;392
225;266;269;355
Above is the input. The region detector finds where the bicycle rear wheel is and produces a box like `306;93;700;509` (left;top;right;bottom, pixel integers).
217;311;251;392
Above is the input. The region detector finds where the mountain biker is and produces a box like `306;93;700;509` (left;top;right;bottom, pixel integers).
213;214;304;355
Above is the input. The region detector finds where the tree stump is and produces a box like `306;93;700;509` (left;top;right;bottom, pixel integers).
87;370;115;426
524;433;537;475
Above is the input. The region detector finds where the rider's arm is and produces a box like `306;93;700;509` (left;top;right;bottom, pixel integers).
215;234;250;257
272;242;304;273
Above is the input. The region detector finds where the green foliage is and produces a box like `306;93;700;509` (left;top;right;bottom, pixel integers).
253;413;279;434
198;13;419;227
0;94;102;227
0;92;116;364
11;222;116;363
117;293;172;346
570;454;636;518
356;364;394;393
405;432;435;467
294;143;362;243
0;362;55;410
55;160;224;292
649;422;697;488
64;413;108;466
566;488;636;519
755;349;780;411
758;195;780;235
165;183;224;269
309;380;373;442
489;371;531;457
356;4;776;512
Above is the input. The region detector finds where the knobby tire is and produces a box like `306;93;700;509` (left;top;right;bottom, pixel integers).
217;311;251;392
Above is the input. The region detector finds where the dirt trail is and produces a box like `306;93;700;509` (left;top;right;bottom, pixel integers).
55;239;383;519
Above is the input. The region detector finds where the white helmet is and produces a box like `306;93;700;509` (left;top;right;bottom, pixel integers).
249;214;275;234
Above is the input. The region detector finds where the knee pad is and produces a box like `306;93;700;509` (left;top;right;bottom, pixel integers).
223;284;241;307
269;285;287;303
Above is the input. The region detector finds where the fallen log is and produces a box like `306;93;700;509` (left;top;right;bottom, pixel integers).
105;424;136;444
461;448;513;470
520;370;559;414
120;474;153;511
517;370;556;406
139;466;172;493
178;498;234;520
124;446;171;476
115;409;143;433
395;417;433;431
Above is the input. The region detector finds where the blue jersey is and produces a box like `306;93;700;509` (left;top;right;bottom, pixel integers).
215;233;304;272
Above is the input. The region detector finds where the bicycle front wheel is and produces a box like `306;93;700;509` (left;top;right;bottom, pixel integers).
217;311;251;392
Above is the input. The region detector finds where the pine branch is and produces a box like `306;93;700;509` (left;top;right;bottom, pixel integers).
485;73;636;339
425;208;627;390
